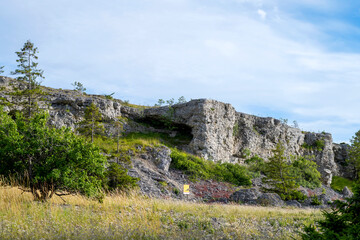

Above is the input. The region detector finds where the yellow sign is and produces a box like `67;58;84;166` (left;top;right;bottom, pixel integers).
183;185;190;195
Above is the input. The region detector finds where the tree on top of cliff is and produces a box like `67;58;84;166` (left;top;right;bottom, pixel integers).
0;66;4;74
11;40;45;118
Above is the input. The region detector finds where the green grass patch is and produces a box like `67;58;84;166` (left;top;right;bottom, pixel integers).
331;176;355;192
170;148;252;186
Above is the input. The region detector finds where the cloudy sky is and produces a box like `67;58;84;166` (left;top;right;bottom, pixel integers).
1;0;360;143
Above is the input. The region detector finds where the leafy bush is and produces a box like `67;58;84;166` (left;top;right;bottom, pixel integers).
290;156;322;189
170;148;251;186
105;162;139;192
214;163;252;186
280;190;307;201
331;176;355;192
0;109;106;201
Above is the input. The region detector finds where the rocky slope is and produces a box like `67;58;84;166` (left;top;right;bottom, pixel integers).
0;76;355;187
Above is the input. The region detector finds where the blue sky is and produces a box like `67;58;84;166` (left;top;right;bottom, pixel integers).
1;0;360;143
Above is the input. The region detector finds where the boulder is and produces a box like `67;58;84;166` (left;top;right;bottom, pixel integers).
285;200;302;208
148;146;172;171
257;193;284;207
229;188;262;204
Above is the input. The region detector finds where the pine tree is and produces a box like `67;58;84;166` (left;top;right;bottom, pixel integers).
77;102;104;143
302;183;360;239
11;40;45;118
262;142;298;198
0;66;4;74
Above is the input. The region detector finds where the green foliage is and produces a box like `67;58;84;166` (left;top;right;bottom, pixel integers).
77;102;104;143
104;92;115;100
233;122;239;137
280;190;307;201
262;142;298;199
173;188;180;195
311;196;322;206
91;132;164;164
154;96;187;107
0;109;106;201
290;156;322;189
331;176;355;192
105;162;139;192
302;183;360;240
71;81;86;93
155;99;165;106
0;66;4;74
302;139;325;151
245;155;265;178
166;98;175;106
11;40;45;118
170;148;251;186
349;130;360;178
177;96;186;104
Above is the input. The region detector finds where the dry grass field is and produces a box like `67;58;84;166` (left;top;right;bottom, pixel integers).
0;185;323;240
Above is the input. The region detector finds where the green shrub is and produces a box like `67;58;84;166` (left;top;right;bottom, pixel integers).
0;109;106;201
280;190;307;201
311;196;322;206
105;162;139;192
331;176;355;192
173;188;180;195
170;148;251;186
214;163;252;186
290;156;322;189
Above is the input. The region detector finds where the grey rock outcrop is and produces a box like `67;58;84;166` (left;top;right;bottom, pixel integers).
229;188;262;204
0;77;353;186
148;146;172;171
138;99;345;185
333;143;356;179
229;188;284;207
257;193;284;207
285;200;302;208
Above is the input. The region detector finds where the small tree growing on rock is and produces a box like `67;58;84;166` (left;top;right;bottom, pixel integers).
0;66;4;74
77;102;104;143
72;81;86;93
262;142;299;200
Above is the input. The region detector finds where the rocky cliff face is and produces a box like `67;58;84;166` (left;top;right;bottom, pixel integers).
0;77;353;185
140;99;352;185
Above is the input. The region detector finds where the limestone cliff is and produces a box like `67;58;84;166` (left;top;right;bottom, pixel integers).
0;76;354;185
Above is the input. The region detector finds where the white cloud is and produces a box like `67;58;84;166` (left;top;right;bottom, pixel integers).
257;9;267;19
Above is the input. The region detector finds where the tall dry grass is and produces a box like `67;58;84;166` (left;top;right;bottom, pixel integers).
0;182;322;240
